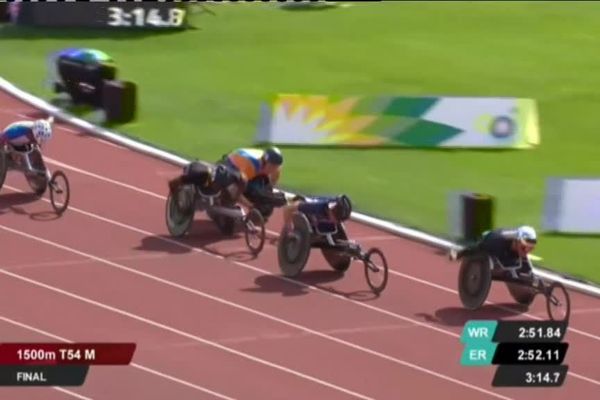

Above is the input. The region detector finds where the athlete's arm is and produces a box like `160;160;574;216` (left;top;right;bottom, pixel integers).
238;194;254;210
26;131;37;145
282;202;300;229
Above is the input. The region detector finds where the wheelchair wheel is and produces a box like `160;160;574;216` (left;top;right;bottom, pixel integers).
26;174;48;196
277;212;311;277
244;208;266;255
207;208;236;236
321;224;351;272
546;282;571;322
49;171;70;215
364;247;389;294
505;282;536;306
165;187;195;237
458;255;492;310
25;149;48;196
0;151;7;190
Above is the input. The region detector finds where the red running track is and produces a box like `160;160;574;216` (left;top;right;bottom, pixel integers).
0;91;599;400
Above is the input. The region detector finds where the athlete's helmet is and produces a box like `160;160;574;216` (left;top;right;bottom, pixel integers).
32;118;53;144
263;146;283;166
329;194;352;221
516;225;537;244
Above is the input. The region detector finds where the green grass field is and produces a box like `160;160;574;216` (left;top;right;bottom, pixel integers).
2;2;600;283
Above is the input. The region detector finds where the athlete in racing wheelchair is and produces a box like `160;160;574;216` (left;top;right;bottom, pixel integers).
448;226;570;321
218;146;287;221
0;117;70;214
278;194;389;294
166;160;267;254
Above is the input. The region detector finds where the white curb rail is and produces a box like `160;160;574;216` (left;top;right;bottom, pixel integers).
1;76;599;299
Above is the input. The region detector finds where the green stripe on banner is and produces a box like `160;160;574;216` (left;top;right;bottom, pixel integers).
382;97;438;117
365;116;420;139
351;96;395;115
392;120;461;146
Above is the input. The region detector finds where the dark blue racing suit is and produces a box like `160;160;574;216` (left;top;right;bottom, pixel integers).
298;196;339;233
457;228;534;276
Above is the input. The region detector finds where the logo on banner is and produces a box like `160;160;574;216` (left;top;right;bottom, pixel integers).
490;116;515;138
490;116;515;139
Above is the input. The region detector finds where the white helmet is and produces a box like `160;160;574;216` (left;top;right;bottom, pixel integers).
32;118;53;144
517;225;537;244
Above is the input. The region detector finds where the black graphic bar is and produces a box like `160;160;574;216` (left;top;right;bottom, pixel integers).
492;342;568;365
493;320;568;343
0;365;89;386
492;364;568;387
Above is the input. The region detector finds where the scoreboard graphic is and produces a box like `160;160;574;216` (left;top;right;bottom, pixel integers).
461;320;569;387
0;343;136;386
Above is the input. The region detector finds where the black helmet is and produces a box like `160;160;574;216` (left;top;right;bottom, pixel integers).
264;146;283;166
330;194;352;221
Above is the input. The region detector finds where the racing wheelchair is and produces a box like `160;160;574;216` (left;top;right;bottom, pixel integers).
0;143;70;215
277;197;389;294
457;252;571;321
165;162;267;256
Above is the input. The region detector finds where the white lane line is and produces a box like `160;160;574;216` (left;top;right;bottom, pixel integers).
148;323;418;349
44;157;167;200
2;253;169;272
0;224;514;400
0;267;374;400
5;183;600;388
4;183;459;339
571;307;600;315
350;235;397;242
33;159;600;330
52;387;94;400
0;316;237;400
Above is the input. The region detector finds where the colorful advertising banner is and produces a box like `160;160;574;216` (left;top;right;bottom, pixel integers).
255;94;540;148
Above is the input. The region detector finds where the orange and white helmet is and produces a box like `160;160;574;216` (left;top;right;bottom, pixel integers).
32;117;53;144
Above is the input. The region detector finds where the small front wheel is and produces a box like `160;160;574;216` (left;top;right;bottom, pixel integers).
49;170;70;215
546;282;571;322
244;208;266;255
364;248;388;295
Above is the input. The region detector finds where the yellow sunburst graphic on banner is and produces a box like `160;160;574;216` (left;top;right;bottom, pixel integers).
275;95;376;142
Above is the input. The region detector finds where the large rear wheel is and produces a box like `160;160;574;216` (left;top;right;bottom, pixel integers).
26;175;47;196
321;224;352;272
207;208;236;236
505;282;536;306
165;187;195;237
0;151;7;191
458;255;492;310
244;208;266;255
277;212;312;277
25;149;48;196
